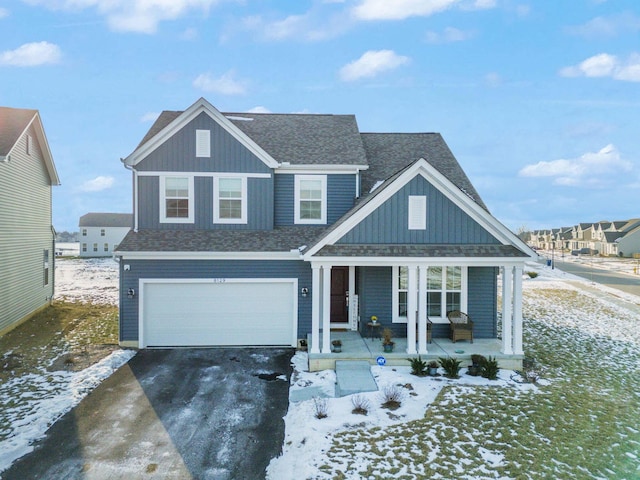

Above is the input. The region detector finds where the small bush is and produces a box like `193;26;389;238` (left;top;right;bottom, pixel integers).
380;384;404;410
438;357;462;379
481;356;500;380
526;271;538;279
313;397;328;419
351;395;371;415
408;356;428;377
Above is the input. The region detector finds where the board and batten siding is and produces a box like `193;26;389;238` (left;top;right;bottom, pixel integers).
135;112;272;174
274;174;356;226
338;175;499;245
356;266;393;336
137;175;274;230
119;259;312;343
0;125;55;334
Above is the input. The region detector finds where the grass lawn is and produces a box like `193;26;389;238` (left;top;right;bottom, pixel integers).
318;284;640;479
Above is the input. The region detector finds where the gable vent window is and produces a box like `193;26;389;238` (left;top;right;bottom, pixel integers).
196;129;211;158
26;134;33;156
408;195;427;230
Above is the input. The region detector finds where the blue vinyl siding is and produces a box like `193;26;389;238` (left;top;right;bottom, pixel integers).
274;174;356;226
467;266;498;338
356;266;393;336
119;259;311;342
338;175;499;244
136;112;272;174
137;175;273;230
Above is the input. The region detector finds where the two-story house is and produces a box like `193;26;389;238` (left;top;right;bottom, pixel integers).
0;106;60;335
79;212;133;257
115;98;534;369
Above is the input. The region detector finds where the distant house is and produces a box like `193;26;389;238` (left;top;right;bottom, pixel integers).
79;213;132;257
115;98;534;370
0;106;60;336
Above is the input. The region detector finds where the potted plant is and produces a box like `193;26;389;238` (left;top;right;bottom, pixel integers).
428;360;439;376
331;339;342;353
370;315;378;324
467;354;486;376
382;328;395;352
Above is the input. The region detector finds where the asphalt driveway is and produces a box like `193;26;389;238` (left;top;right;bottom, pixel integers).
2;348;294;480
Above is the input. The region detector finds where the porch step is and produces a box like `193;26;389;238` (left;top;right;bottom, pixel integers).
335;361;378;397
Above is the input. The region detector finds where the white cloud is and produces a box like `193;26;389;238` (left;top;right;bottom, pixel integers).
246;106;271;113
519;145;633;187
22;0;217;34
560;53;640;82
566;12;640;37
193;71;247;95
425;26;474;44
352;0;458;20
339;49;410;82
0;7;9;18
79;176;115;192
241;11;350;42
0;42;61;67
140;112;159;122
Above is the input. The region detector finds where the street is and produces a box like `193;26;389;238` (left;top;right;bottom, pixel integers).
551;257;640;297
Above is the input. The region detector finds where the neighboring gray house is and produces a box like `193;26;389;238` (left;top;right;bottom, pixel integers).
0;106;60;336
115;98;534;369
79;212;133;257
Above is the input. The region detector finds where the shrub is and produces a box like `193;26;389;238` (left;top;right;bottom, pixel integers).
438;357;462;379
408;355;428;377
526;271;538;279
380;384;405;410
313;397;328;419
351;395;371;415
481;356;500;380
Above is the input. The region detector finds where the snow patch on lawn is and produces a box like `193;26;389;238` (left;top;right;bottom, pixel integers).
54;257;119;305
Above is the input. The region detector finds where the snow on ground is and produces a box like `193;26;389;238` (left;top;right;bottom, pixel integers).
0;349;135;473
54;257;119;305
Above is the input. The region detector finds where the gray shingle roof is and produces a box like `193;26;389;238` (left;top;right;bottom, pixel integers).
79;213;133;228
314;244;528;258
360;133;487;211
116;226;328;253
0;106;37;156
136;110;368;166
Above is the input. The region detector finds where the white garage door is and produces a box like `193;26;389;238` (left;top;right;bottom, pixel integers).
140;279;296;347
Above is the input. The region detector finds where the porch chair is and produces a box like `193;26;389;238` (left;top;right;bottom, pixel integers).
447;310;474;343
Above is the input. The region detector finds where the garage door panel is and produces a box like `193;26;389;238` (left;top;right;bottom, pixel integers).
142;280;295;347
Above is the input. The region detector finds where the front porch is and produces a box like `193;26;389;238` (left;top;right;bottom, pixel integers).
307;331;524;372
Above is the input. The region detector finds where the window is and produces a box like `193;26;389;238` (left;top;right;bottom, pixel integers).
43;250;49;286
196;129;210;158
100;229;105;236
82;243;87;252
214;177;246;224
93;243;98;252
26;134;32;156
82;229;87;236
408;195;427;230
294;175;326;224
160;176;194;223
104;243;109;252
393;266;466;323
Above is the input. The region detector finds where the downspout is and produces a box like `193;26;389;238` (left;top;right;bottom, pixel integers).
121;159;138;232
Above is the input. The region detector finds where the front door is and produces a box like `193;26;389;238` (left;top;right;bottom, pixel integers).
330;266;349;324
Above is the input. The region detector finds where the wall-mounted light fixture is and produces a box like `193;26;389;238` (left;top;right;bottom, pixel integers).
301;287;309;297
127;288;135;299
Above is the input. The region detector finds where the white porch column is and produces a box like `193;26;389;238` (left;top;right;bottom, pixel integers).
501;266;514;355
321;265;332;353
512;265;524;355
417;265;428;354
310;265;321;354
406;265;417;354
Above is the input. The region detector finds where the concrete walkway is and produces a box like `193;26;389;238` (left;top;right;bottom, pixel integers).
335;361;378;397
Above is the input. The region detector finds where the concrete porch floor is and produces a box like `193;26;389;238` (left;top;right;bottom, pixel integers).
307;331;523;372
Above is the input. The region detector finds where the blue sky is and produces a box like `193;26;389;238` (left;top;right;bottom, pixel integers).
2;0;639;232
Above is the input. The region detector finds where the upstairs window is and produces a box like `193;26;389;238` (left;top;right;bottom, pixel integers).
294;175;326;224
160;176;194;223
214;177;246;224
100;229;105;236
196;129;211;158
82;229;87;236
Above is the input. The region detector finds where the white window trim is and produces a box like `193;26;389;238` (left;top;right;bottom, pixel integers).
392;265;467;324
213;176;247;224
408;195;427;230
196;129;211;158
294;174;327;225
160;175;195;224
